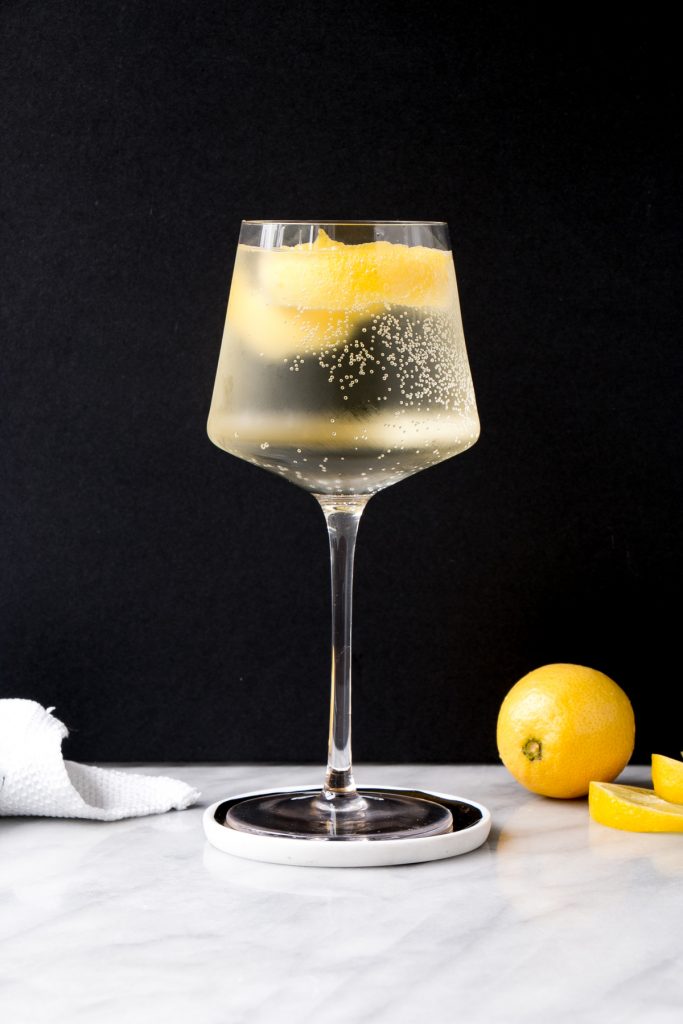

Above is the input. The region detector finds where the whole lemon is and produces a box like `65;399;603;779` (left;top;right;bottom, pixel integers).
496;664;635;798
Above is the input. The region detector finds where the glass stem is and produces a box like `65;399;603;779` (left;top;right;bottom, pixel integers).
317;496;369;812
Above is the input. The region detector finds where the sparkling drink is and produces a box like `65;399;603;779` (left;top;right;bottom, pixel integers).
208;230;479;495
206;222;484;852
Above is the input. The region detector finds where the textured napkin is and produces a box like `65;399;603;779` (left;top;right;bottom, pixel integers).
0;699;200;820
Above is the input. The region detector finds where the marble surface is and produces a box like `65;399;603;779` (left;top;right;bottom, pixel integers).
2;764;681;1024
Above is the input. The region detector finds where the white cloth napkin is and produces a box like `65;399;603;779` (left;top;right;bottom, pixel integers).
0;699;200;820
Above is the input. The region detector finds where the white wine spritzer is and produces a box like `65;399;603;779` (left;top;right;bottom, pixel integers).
207;229;479;495
204;222;486;850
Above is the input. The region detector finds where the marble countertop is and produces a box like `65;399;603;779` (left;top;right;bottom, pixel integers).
2;764;681;1023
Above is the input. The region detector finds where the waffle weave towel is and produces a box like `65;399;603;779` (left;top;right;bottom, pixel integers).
0;699;200;820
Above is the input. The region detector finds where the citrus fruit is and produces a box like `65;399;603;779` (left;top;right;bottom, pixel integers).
226;270;351;358
652;754;683;804
229;229;455;359
589;782;683;832
259;228;455;312
496;664;635;798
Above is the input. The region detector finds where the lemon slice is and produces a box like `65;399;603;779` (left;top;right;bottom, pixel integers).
227;230;456;359
652;754;683;804
589;781;683;832
258;229;455;312
226;269;350;359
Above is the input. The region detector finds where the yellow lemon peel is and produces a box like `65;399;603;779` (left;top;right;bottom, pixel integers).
257;228;455;312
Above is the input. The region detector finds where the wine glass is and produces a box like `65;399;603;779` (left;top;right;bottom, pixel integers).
207;221;480;843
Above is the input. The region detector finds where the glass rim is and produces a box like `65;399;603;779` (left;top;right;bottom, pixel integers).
241;219;448;226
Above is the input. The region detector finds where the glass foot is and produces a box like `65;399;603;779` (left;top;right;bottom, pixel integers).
225;788;453;840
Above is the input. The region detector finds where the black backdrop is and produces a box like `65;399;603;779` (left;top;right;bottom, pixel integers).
1;3;680;763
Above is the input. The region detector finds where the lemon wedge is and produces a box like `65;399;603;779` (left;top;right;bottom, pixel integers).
258;229;455;312
226;269;350;359
227;229;457;359
589;781;683;833
652;754;683;804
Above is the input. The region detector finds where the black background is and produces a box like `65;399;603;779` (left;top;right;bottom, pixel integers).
1;2;680;764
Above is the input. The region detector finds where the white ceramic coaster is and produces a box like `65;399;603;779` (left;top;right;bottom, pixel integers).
203;784;491;867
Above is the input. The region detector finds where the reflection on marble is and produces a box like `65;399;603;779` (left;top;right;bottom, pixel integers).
1;765;681;1023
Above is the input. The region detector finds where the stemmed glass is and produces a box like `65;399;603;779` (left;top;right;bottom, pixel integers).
208;221;479;843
